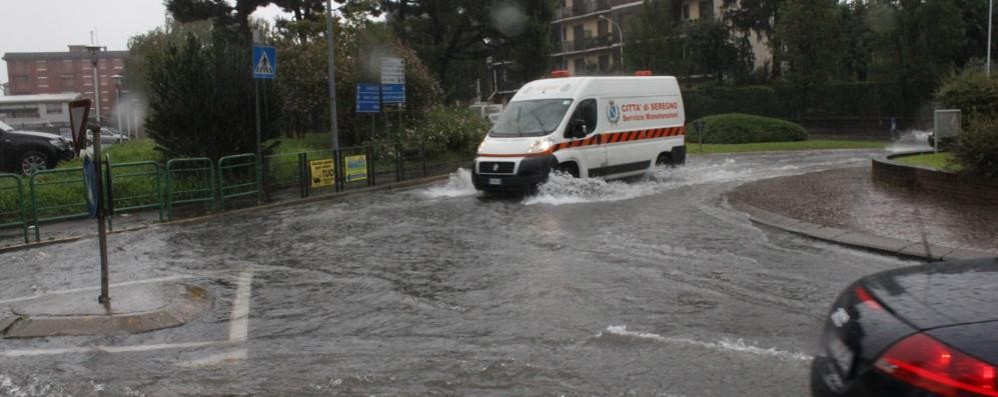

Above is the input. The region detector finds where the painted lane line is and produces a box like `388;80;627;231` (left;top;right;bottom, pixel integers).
229;270;254;342
176;348;248;367
601;325;812;361
0;275;195;305
1;341;222;357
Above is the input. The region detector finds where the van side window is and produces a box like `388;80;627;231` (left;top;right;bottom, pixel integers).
567;99;597;137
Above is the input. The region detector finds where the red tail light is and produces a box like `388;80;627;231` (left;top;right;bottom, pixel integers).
854;285;884;310
876;333;998;397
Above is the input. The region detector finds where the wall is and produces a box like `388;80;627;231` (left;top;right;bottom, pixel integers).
872;153;998;204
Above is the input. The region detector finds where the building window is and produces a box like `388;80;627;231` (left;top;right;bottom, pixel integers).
599;55;610;71
46;104;63;115
63;60;74;73
60;76;74;91
699;0;713;19
573;58;585;74
0;108;40;119
13;76;30;90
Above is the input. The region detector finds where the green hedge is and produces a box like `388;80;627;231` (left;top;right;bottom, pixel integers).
687;113;809;144
684;82;906;121
936;71;998;127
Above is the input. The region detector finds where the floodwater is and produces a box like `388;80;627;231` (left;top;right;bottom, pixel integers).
0;150;918;396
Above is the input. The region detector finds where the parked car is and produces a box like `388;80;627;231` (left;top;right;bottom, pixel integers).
811;257;998;397
0;120;75;175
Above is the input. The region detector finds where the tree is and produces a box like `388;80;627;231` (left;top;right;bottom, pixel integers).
626;0;682;74
681;18;751;82
722;0;782;78
774;0;840;116
868;0;965;120
143;30;282;160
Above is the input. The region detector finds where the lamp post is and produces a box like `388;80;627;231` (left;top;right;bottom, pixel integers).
989;0;993;78
599;15;624;70
84;45;111;305
111;74;123;136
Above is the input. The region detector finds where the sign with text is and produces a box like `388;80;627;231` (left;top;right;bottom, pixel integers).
309;159;335;188
356;83;381;113
345;155;368;182
252;45;277;79
380;57;405;85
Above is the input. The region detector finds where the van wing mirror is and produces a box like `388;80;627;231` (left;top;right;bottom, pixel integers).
568;118;587;138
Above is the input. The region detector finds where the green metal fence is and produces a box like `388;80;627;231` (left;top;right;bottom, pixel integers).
218;153;260;211
165;158;215;220
30;167;90;242
107;160;164;226
0;174;29;244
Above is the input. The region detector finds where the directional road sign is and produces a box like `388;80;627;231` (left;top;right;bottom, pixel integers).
252;46;277;79
356;83;381;113
382;84;406;105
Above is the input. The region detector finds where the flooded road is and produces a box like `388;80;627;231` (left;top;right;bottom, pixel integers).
0;150;919;396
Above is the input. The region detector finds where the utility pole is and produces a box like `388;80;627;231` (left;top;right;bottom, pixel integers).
85;45;110;305
326;0;340;152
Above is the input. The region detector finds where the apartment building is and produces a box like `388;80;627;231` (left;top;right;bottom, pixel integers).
3;45;129;117
551;0;771;75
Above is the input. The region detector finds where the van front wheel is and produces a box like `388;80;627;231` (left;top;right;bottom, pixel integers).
554;163;579;178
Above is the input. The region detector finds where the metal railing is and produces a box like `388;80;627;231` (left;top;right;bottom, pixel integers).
107;159;164;227
0;174;29;244
165;158;215;220
218;154;260;211
29;167;90;241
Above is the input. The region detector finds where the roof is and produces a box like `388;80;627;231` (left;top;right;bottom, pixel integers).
0;93;83;104
3;51;129;61
511;76;680;102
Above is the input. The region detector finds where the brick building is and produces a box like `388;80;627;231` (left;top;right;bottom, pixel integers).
3;45;128;119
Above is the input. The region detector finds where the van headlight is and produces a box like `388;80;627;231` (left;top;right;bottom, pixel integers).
527;138;555;154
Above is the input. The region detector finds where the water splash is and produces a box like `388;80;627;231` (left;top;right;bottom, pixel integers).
420;168;479;199
599;325;811;361
886;130;932;153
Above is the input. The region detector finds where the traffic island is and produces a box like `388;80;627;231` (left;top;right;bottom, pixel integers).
0;283;213;338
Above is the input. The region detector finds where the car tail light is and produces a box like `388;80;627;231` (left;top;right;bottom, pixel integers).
876;333;998;397
854;285;884;310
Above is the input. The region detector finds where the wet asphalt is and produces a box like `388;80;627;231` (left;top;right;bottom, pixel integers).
0;149;921;396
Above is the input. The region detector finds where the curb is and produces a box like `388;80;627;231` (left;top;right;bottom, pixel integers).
730;199;998;262
2;283;213;338
0;174;451;254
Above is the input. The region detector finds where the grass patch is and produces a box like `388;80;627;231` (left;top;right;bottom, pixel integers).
894;152;962;172
689;139;886;154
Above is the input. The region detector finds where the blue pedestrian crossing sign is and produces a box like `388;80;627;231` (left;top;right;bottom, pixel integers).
252;46;276;79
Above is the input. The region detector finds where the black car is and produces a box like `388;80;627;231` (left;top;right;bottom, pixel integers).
0;120;75;175
812;257;998;397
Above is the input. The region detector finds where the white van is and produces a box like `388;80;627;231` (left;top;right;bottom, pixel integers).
472;72;686;191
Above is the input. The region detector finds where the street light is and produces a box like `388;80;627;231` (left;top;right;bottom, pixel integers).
84;44;111;305
111;74;124;136
599;15;624;70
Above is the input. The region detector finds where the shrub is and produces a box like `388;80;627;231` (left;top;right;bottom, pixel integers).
374;106;490;158
936;71;998;127
952;117;998;178
687;113;808;144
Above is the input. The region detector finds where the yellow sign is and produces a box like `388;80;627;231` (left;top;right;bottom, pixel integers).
309;159;335;188
345;155;368;182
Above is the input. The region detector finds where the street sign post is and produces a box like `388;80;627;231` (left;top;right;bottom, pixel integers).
252;45;276;203
381;57;406;111
68;99;91;155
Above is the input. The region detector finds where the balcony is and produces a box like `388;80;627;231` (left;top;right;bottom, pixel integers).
555;33;621;55
554;0;611;20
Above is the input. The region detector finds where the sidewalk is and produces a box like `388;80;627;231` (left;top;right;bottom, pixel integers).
727;165;998;261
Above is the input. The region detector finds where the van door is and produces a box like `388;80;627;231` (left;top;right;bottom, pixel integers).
562;98;606;177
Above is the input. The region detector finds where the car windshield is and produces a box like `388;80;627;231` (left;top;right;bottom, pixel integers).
489;99;572;137
0;120;13;133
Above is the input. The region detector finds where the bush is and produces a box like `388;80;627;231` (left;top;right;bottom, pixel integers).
373;106;490;158
936;71;998;127
952;118;998;178
687;113;808;144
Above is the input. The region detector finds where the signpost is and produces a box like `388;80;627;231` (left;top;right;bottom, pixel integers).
68;99;91;155
252;45;276;202
380;57;406;111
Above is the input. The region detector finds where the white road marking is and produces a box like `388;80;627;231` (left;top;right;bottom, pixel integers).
1;341;222;357
175;348;248;367
0;275;195;305
228;270;254;343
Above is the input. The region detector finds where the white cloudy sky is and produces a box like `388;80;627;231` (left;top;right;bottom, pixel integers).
0;0;290;90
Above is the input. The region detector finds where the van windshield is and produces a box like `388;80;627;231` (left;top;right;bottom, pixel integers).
489;99;573;137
